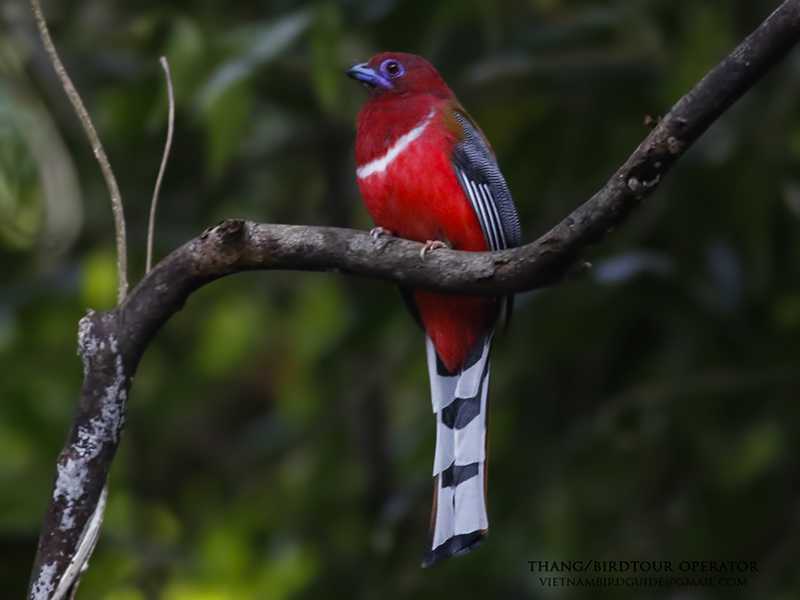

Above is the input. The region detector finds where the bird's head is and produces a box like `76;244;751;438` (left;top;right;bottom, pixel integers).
347;52;454;100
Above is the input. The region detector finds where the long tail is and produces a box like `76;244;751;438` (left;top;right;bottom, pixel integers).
422;333;492;567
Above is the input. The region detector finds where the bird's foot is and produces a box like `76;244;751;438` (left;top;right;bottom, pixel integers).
420;240;448;260
370;226;393;240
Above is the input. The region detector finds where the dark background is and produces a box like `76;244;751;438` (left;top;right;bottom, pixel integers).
1;0;799;597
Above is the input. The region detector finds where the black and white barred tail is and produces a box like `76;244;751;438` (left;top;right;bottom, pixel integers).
422;333;492;567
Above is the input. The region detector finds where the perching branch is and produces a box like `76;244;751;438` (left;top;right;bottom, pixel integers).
29;0;128;303
28;1;800;598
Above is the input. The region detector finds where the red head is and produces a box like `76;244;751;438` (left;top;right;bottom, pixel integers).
347;52;456;101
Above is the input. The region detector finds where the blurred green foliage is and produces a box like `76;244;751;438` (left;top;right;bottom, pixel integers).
1;0;800;598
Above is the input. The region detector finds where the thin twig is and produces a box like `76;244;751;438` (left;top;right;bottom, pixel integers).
28;0;128;303
146;57;175;274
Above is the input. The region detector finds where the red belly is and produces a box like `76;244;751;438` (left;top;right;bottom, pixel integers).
357;133;497;372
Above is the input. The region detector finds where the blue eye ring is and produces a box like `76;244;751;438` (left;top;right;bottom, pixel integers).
380;59;404;78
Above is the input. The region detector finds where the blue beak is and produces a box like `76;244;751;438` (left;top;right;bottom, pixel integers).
347;63;390;89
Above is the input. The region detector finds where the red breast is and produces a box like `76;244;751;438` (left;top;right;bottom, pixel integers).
351;53;499;371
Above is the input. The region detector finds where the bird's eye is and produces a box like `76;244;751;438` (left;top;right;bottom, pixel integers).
381;59;404;78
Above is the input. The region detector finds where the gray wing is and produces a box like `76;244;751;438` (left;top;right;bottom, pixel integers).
451;113;521;252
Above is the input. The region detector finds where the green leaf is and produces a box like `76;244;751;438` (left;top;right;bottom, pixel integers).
81;247;120;310
198;11;311;111
718;422;783;487
254;543;317;599
309;3;343;113
201;79;252;177
0;85;81;254
192;294;261;378
164;17;206;104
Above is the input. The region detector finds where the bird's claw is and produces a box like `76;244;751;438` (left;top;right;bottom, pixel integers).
420;240;448;260
370;226;393;240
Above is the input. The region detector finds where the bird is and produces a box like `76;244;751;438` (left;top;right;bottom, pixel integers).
348;52;521;567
